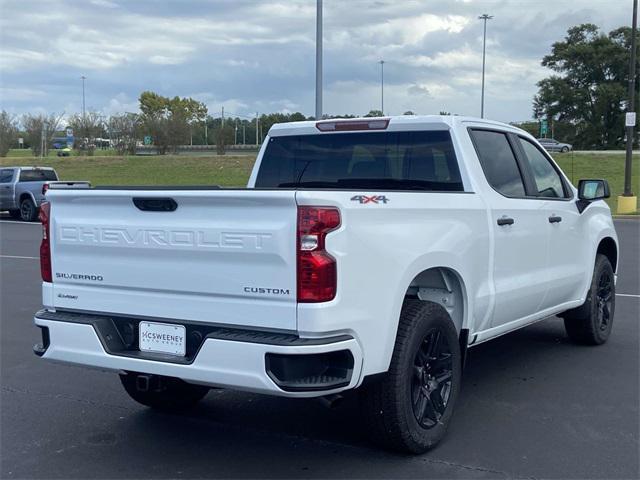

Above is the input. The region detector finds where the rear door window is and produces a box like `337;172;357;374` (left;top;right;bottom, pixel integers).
19;169;58;182
469;129;526;197
255;130;464;191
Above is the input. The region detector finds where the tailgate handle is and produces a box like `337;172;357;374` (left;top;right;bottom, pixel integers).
133;197;178;212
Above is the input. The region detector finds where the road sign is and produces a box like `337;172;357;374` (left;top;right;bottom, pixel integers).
144;135;152;145
626;112;636;127
540;119;548;136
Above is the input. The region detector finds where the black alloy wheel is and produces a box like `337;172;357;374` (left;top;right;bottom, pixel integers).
595;269;613;332
411;329;453;429
563;254;615;345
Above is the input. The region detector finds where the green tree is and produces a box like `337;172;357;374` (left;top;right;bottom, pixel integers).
138;91;207;154
108;113;140;155
364;110;384;117
22;113;64;157
0;110;18;157
533;24;638;149
68;111;104;155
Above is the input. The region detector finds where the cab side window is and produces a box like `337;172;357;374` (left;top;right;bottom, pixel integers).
0;169;14;183
470;129;526;197
518;138;567;198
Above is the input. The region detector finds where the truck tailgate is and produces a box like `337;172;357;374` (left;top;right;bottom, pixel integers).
47;189;298;331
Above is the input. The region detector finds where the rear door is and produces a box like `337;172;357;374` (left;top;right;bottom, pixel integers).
469;128;550;328
48;189;299;331
0;168;15;209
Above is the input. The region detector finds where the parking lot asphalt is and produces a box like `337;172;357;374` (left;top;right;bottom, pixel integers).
1;217;638;479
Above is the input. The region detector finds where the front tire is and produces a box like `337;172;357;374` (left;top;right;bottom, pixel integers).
563;254;615;345
120;372;209;411
561;146;569;153
19;197;37;222
360;300;461;453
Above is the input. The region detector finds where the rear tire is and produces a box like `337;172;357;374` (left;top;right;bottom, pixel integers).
359;300;461;453
19;197;37;222
120;372;209;411
563;254;615;345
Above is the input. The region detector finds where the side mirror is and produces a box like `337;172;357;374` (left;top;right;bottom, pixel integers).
578;179;610;201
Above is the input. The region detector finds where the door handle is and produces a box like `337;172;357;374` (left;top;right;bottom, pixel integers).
497;217;514;226
548;215;562;223
133;197;178;212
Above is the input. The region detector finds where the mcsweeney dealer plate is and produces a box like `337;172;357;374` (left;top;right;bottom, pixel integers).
139;321;186;356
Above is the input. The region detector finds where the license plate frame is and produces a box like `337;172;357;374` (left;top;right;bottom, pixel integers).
139;321;186;357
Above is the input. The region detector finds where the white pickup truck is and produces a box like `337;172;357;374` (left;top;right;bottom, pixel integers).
33;116;618;453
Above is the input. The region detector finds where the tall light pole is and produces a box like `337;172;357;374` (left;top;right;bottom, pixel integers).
81;75;86;118
624;0;637;196
379;60;385;115
620;0;638;213
478;14;493;118
315;0;323;119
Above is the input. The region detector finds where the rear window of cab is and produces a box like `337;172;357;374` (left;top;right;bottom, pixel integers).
19;169;58;182
255;130;463;191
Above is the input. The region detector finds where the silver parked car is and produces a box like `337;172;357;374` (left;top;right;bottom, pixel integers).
537;138;572;153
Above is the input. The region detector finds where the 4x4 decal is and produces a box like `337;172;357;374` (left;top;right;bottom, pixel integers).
350;195;390;204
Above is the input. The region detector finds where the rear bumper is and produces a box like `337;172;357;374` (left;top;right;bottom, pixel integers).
34;310;363;398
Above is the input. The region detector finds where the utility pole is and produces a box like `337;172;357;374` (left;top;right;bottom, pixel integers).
81;76;86;118
624;0;638;197
40;121;47;159
243;122;246;145
379;60;385;115
256;112;259;146
315;0;323;119
204;121;208;145
618;0;638;213
478;14;493;118
221;106;225;128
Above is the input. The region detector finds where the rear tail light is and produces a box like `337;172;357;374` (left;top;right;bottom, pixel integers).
297;206;340;302
39;201;52;282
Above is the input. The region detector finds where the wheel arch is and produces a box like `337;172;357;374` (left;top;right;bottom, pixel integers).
596;237;618;273
404;267;468;335
19;191;36;205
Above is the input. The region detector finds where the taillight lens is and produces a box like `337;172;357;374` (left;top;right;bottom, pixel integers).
297;206;340;302
39;201;52;282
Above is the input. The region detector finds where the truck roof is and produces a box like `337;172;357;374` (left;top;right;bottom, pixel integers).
268;115;528;138
3;166;56;171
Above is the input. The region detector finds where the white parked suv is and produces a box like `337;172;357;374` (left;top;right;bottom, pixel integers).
33;116;618;453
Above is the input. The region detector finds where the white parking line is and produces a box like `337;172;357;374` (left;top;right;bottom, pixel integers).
616;293;640;298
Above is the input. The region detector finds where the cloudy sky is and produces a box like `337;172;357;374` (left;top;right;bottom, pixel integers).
0;0;631;122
